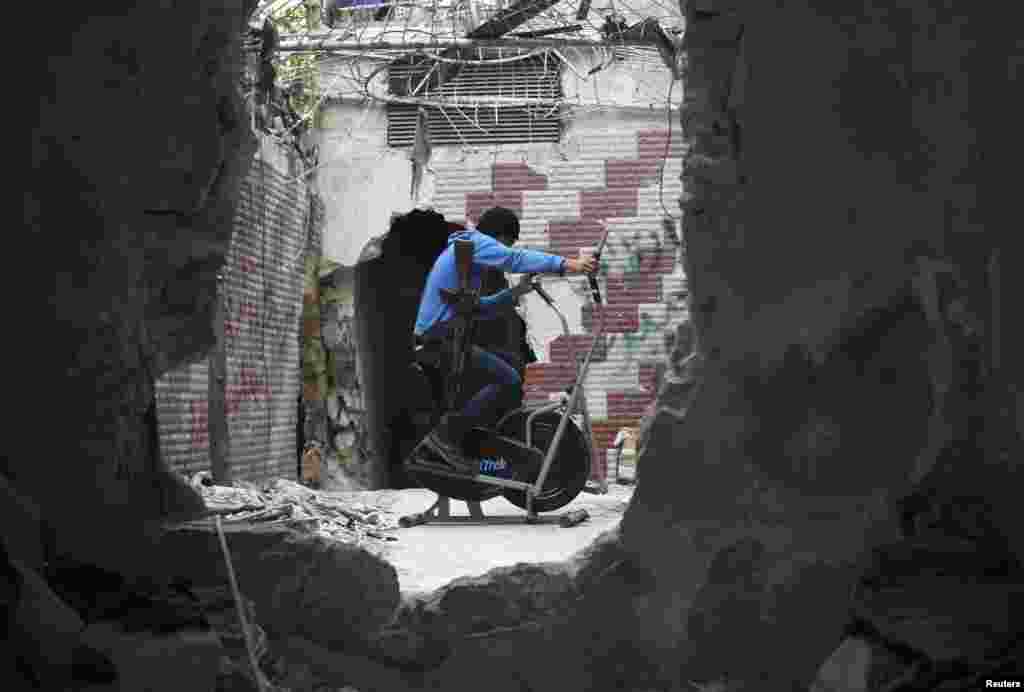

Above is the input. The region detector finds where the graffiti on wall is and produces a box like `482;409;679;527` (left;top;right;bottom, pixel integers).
189;368;272;447
450;128;687;479
621;306;687;359
156;145;322;481
601;221;679;277
224;252;261;338
191;399;209;449
227;366;272;417
187;174;294;450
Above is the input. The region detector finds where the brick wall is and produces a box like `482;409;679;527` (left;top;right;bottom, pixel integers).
429;114;688;481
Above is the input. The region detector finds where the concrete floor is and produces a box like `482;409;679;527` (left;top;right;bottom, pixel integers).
336;485;634;594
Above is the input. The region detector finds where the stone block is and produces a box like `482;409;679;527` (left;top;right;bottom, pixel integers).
80;622;222;692
157;522;400;647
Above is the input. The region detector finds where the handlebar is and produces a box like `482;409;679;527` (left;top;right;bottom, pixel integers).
586;266;602;306
588;225;612;305
523;225;609;306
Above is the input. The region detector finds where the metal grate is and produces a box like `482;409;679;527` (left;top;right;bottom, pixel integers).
387;51;563;146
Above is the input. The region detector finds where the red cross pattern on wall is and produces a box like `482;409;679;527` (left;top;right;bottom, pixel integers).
462;129;685;478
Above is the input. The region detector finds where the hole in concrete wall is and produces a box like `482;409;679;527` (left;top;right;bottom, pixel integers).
354;210;459;488
352;211;535;489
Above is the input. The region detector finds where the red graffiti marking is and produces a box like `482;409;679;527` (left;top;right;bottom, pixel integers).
225;319;241;338
225;367;271;417
191;399;209;449
239;302;258;322
226;389;241;416
239;255;258;273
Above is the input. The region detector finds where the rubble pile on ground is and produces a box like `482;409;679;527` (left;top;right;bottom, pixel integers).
191;474;399;546
2;468;381;691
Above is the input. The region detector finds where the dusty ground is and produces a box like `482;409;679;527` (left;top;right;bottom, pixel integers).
330;485;634;594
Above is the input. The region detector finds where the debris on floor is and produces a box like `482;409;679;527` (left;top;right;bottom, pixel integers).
189;475;400;545
559;508;590;527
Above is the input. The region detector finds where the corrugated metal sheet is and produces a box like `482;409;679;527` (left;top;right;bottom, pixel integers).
154;359;210;476
427;117;687;482
156;140;322;483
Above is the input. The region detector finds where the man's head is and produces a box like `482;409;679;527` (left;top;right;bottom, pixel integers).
476;207;520;247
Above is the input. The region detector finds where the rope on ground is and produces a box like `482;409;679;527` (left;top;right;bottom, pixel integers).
215;515;270;692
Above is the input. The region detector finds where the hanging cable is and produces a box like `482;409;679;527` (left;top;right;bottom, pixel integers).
658;76;681;221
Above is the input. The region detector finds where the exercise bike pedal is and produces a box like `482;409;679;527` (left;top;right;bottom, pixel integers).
404;432;477;477
404;455;476;479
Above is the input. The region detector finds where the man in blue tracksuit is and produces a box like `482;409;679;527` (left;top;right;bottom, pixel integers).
413;207;598;474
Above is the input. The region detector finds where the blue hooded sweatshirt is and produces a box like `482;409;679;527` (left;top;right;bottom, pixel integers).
414;228;566;338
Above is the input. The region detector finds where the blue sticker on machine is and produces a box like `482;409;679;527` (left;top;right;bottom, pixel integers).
479;458;513;479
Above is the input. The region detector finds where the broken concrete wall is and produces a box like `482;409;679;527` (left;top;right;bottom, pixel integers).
320;265;372;483
297;256;372;488
298;248;336;486
19;0;1021;689
18;1;260;577
323;3;1021;691
354;211;458;488
608;1;1020;689
154;137;324;483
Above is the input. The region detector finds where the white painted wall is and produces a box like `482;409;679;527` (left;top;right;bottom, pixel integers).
316;104;415;265
315;48;681;268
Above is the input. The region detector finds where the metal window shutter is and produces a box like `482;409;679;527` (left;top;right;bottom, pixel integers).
387;52;563;146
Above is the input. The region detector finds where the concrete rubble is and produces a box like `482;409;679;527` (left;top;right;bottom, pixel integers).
190;474;401;546
5;468;634;690
1;468;399;691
